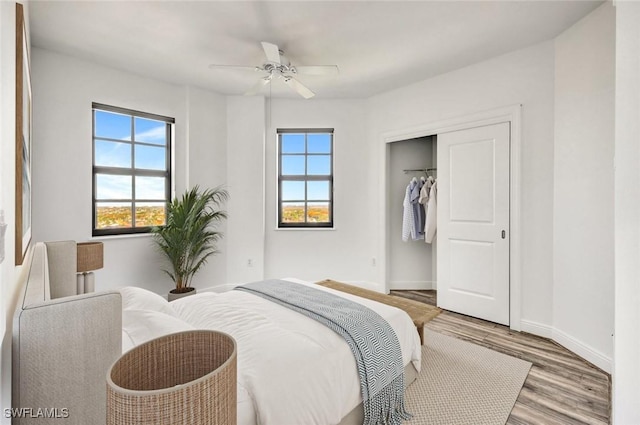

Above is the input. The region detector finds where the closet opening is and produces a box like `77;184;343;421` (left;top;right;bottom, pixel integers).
388;135;437;292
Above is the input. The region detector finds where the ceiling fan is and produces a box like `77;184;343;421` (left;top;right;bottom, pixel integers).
209;42;339;99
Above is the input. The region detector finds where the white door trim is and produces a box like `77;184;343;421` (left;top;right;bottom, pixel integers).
378;104;522;331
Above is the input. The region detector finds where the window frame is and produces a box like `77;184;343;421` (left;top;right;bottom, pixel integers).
277;128;334;229
91;103;174;236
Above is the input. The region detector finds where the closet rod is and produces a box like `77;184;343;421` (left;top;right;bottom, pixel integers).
402;167;437;174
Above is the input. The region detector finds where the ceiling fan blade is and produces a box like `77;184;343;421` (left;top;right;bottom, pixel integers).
209;64;264;72
261;41;281;64
245;77;271;96
283;77;315;99
292;65;339;76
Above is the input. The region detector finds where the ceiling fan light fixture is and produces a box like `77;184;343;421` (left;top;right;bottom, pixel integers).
210;41;337;99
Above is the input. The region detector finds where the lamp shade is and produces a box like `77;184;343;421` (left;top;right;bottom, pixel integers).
76;241;103;272
106;330;237;425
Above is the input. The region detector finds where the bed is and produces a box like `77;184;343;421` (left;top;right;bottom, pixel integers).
121;279;422;425
13;242;421;425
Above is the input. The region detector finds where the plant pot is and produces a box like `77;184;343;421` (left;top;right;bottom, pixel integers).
168;287;197;302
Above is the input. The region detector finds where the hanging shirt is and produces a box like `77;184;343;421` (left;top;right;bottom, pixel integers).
419;176;434;209
402;179;415;242
419;177;434;240
401;180;417;242
425;180;437;243
410;179;424;239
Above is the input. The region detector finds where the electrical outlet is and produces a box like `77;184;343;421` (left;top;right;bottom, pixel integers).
247;258;253;267
371;257;376;267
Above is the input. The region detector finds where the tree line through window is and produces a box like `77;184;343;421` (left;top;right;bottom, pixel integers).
92;103;173;236
278;129;334;228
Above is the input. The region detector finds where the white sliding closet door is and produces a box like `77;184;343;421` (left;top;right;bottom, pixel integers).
437;122;510;325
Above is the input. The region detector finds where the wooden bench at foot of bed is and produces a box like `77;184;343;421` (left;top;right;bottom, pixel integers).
316;279;441;345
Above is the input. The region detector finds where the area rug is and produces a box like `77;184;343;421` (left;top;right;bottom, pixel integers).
405;329;531;425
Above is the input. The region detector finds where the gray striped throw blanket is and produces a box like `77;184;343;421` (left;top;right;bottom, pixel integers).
235;279;411;425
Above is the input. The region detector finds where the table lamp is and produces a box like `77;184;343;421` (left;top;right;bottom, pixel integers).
76;241;103;293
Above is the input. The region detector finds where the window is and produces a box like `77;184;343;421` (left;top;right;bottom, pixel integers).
92;103;173;236
278;129;333;228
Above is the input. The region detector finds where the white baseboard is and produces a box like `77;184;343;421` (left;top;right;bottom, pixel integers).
515;320;611;373
520;319;553;339
340;280;384;292
552;327;612;374
389;280;434;290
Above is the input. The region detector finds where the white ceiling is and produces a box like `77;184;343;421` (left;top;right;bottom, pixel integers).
29;1;602;99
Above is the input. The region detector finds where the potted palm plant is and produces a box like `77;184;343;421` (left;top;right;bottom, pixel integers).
152;185;229;301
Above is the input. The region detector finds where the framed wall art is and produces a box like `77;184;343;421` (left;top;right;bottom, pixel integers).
15;2;32;265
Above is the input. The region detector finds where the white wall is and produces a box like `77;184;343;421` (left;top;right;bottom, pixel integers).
184;86;228;288
388;137;435;289
225;96;266;285
553;2;615;372
31;48;227;294
367;42;556;329
0;2;26;419
263;98;373;285
0;2;15;419
613;1;640;422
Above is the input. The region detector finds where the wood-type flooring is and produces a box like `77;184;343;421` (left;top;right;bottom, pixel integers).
390;289;611;425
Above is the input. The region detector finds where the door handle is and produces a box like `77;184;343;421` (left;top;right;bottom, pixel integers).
501;230;506;239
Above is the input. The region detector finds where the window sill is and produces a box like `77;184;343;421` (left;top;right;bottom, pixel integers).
274;227;336;231
91;233;153;241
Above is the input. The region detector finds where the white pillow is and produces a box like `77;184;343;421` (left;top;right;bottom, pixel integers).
119;286;177;317
122;309;195;347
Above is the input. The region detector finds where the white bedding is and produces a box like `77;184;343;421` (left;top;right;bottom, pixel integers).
121;278;421;425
